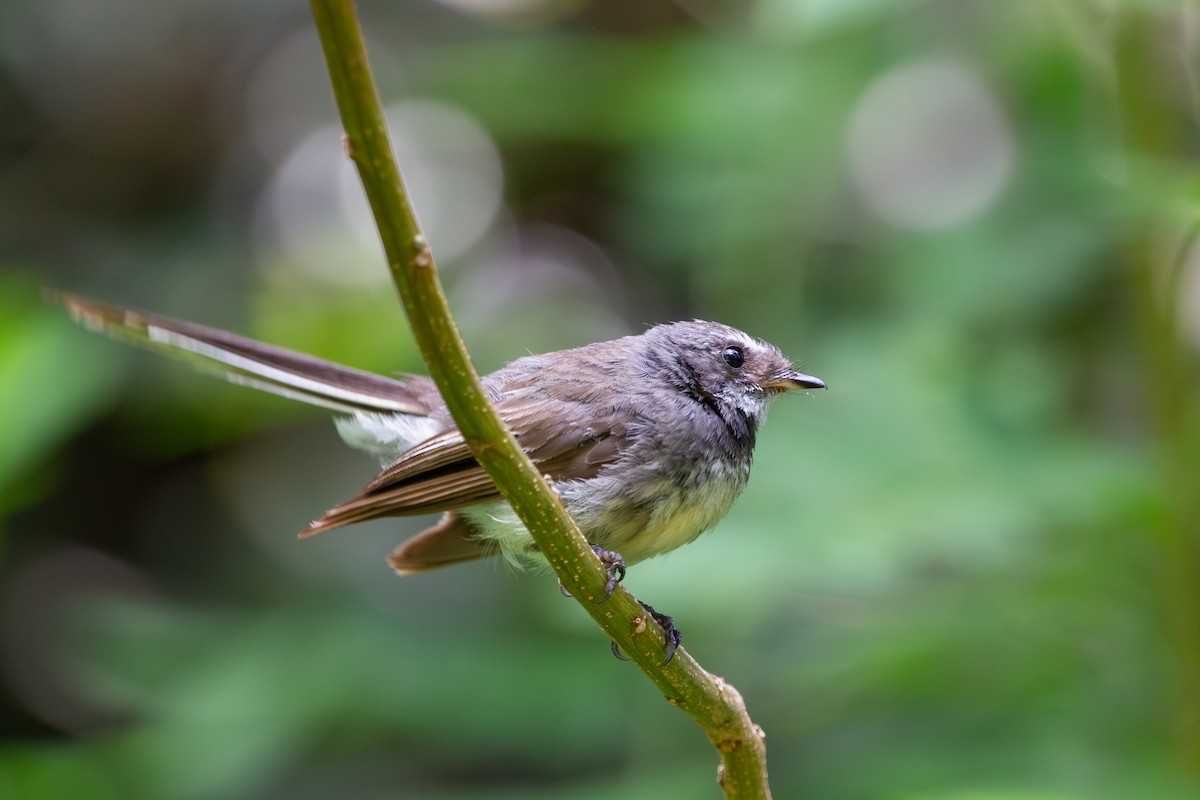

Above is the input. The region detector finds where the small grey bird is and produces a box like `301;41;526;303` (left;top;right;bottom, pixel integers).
58;294;823;610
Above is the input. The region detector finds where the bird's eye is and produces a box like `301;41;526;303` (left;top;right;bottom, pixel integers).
722;346;745;369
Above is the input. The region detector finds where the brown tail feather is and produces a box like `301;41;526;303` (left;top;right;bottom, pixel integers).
386;512;492;574
52;290;434;416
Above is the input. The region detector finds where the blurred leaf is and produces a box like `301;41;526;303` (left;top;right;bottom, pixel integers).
0;274;121;514
4;1;1200;798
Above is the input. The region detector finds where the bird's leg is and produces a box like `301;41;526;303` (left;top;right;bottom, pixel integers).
610;600;683;666
640;601;682;665
590;544;626;601
561;544;682;663
556;545;625;599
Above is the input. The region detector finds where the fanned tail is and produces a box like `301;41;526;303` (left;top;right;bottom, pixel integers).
52;291;431;416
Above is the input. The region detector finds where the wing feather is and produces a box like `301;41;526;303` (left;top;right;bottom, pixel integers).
303;395;634;536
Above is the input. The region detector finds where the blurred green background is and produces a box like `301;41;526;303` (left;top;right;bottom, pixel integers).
2;1;1199;797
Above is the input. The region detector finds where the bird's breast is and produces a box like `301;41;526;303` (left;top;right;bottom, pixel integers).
562;454;751;564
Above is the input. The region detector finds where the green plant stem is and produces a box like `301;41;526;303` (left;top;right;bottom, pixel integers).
1115;11;1200;774
307;2;772;796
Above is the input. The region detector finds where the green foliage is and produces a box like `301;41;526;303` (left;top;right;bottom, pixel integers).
1;0;1198;798
0;275;121;517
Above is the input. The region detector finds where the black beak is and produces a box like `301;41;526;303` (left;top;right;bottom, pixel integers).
763;369;826;392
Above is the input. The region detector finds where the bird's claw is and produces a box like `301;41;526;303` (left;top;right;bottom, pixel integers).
641;601;682;665
568;545;679;664
558;544;625;599
610;601;683;666
590;544;626;602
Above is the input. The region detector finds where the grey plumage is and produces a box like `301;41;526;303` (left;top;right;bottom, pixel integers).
56;293;824;574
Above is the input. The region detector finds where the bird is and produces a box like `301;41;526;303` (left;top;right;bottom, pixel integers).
57;292;824;659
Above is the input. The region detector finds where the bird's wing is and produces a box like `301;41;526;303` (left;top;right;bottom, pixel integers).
301;394;630;536
54;291;434;416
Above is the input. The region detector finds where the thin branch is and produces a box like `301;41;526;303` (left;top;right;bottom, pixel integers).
307;2;772;795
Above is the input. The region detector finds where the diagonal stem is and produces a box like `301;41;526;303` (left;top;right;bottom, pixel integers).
308;2;772;796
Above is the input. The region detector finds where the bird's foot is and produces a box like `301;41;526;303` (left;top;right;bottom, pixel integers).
590;544;626;602
641;601;682;665
611;601;683;666
555;545;625;599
